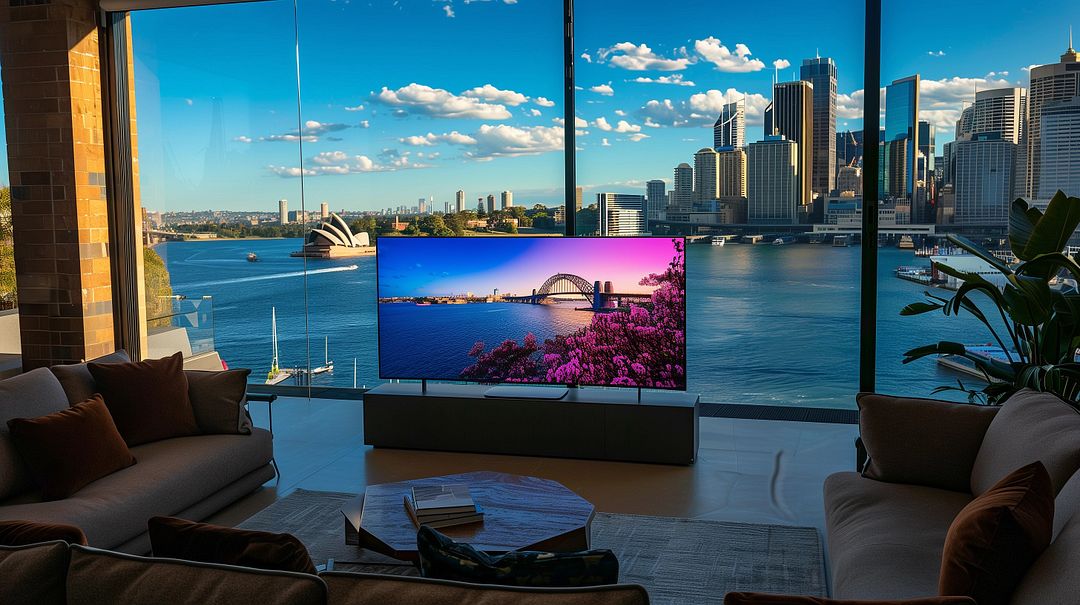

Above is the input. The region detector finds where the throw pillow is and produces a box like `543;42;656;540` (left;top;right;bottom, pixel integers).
724;595;976;604
186;369;253;435
939;461;1054;605
416;525;618;588
147;516;317;575
0;520;87;546
49;350;131;405
6;395;136;500
88;352;200;446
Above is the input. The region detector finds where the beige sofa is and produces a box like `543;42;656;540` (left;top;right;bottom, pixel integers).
0;541;650;604
824;389;1080;602
0;358;275;554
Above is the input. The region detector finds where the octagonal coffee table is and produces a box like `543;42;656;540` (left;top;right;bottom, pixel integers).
341;471;594;563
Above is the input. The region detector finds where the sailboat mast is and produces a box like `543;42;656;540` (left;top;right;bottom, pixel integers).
271;307;279;372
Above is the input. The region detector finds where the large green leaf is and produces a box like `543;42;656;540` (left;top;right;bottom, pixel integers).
1015;191;1080;260
1009;197;1042;259
946;234;1013;274
902;341;1017;381
1002;274;1053;326
1017;251;1080;283
900;301;944;316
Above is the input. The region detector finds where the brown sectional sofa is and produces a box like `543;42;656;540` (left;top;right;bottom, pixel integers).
824;389;1080;602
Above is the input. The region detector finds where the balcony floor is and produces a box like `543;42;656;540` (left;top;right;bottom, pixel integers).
208;396;858;533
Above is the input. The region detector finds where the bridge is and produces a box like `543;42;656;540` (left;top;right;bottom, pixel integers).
502;273;652;311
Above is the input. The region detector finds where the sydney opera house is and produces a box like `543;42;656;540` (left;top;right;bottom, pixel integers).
291;213;376;258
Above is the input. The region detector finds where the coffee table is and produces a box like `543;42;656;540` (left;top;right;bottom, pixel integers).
341;471;595;563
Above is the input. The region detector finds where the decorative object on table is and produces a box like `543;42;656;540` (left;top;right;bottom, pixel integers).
404;484;484;529
416;525;618;588
902;190;1080;406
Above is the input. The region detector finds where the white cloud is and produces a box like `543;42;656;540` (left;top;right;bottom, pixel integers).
630;74;696;87
270;148;432;177
928;50;946;57
303;120;351;135
836;89;869;120
601;138;611;146
467;124;564;158
773;58;791;70
184;99;194;106
370;83;512;119
553;116;588;129
590;83;614;96
694;37;765;73
580;52;592;63
594;117;642;133
637;88;769;128
262;134;319;143
528;108;541;117
461;84;529;106
918;75;1013;129
344;104;365;112
443;4;454;17
599;42;692;71
614;109;627;116
358;120;370;128
627;133;649;142
233;136;253;144
399;131;479;146
534;97;556;107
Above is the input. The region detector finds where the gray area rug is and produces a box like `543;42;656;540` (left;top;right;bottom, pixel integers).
239;489;826;604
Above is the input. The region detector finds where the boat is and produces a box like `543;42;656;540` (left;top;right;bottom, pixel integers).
247;252;259;262
711;236;725;247
414;301;432;306
898;235;914;250
265;307;291;385
936;345;1013;382
832;235;850;247
772;236;795;246
311;336;334;375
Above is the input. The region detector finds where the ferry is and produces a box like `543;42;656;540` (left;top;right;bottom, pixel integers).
247;252;259;262
898;235;914;249
936;345;1012;382
711;236;725;247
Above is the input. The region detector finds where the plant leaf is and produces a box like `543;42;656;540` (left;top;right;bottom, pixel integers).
1018;191;1080;260
946;234;1013;274
900;301;944;316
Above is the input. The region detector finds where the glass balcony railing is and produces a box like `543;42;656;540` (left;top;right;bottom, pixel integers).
147;295;218;364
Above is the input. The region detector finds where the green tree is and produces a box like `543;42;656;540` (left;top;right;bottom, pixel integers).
0;188;14;308
402;222;421;236
349;216;379;242
143;247;174;328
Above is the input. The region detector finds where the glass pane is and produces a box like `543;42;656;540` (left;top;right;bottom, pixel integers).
130;1;306;383
0;64;17;361
576;0;865;407
878;1;1080;401
295;0;565;389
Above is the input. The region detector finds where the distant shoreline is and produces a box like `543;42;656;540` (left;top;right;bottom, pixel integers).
151;236;290;247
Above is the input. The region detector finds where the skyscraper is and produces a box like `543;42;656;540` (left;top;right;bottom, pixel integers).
884;75;921;200
455;190;466;213
971;87;1026;144
278;199;288;225
670;162;694;220
646;179;666;222
954;133;1016;226
836;130;863;167
747;135;800;224
800;56;837;197
319;202;329;220
575;186;583;212
418;198;427;214
717;148;747;198
837;166;862;195
713;98;745;150
693;147;720;208
501;191;513;209
486;194;496;213
917;120;935;173
1038;96;1080;199
1025;44;1079;199
597;193;647;236
771;80;814;207
763;102;774;137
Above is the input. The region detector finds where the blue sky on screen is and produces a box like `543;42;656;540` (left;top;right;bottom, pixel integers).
0;0;1074;211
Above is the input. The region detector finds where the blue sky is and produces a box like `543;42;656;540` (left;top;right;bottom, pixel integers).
0;0;1076;212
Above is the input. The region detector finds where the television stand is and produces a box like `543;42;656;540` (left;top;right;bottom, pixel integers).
362;382;699;465
483;385;568;400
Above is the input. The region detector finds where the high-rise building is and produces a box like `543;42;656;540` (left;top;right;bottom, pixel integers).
597;193;647;236
836;130;863;168
278;199;288;225
1025;44;1080;199
670;162;694;220
883;75;920;200
486;194;496;213
956;105;975;140
501;191;513;209
954;133;1016;226
418;198;427;214
918;120;935;173
713;98;745;150
837;166;862;195
801;56;837;197
455;190;466;213
771;80;814;207
477;198;485;213
972;87;1026;144
646;179;666;222
1038;96;1080;199
319;202;329;220
763;102;774;137
717;148;747;198
747;135;800;224
693;147;720;207
575;186;583;212
444;201;450;214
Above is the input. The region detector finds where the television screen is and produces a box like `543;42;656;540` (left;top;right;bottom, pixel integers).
376;236;686;390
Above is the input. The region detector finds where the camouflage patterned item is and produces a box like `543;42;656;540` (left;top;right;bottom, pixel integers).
416;526;619;587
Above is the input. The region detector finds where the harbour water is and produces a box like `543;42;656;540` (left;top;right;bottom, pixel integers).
158;238;992;409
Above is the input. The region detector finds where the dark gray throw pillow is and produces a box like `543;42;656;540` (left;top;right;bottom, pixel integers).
49;350;131;405
186;369;253;435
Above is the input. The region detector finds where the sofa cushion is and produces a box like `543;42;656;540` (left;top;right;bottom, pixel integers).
1011;469;1080;605
857;393;998;492
0;541;70;605
88;352;200;446
971;388;1080;496
66;544;325;605
724;594;976;604
0;429;273;549
320;571;650;605
186;369;253;435
7;395;137;500
148;516;316;575
0;519;87;547
49;350;131;405
824;472;972;600
0;368;71;500
939;462;1054;605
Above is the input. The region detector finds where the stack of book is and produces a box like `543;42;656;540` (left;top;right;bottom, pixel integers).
404;484;485;529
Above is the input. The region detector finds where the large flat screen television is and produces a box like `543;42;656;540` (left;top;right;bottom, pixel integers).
376;236;686;390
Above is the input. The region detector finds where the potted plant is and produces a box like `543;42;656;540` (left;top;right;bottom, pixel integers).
901;190;1080;406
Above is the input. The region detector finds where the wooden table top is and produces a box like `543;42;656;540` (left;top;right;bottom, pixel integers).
342;471;595;561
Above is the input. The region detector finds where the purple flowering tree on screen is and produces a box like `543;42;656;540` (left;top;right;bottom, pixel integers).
461;239;686;389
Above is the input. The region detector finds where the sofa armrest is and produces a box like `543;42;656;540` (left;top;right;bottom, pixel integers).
857;392;999;493
725;594;976;605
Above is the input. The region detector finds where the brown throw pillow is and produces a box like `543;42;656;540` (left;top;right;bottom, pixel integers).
939;461;1054;605
147;516;317;575
0;520;87;546
186;369;253;435
88;352;200;446
6;395;136;500
724;595;976;605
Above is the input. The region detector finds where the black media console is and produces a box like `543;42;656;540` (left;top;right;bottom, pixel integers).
362;383;699;465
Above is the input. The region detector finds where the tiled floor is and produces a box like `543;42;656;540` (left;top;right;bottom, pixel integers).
208;396;858;533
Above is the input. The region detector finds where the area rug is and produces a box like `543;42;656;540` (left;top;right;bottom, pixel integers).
239;489;826;604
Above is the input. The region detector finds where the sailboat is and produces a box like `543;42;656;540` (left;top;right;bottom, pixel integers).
311;336;334;375
265;307;291;385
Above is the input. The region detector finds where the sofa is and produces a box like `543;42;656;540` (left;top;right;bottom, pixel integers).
0;541;650;604
823;388;1080;602
0;355;276;554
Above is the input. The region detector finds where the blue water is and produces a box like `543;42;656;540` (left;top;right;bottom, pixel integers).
158;238;993;408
